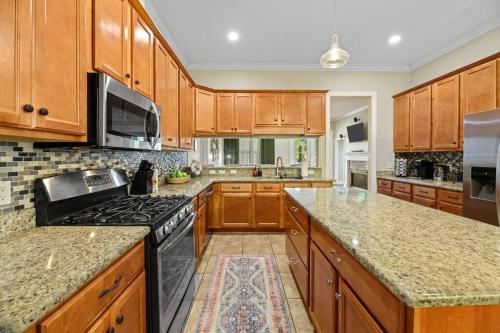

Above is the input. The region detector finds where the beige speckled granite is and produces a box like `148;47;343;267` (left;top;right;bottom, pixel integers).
284;187;500;308
378;175;463;192
0;226;149;333
158;176;334;197
0;208;36;239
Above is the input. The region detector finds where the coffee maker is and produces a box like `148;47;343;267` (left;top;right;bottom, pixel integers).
409;160;434;179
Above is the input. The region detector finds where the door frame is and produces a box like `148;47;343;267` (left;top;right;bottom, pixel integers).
323;91;378;192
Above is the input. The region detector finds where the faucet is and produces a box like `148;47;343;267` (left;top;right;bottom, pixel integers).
276;156;284;177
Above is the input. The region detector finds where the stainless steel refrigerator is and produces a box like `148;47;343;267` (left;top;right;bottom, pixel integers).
464;108;500;226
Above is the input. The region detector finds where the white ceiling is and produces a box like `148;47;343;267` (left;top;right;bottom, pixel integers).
331;97;369;121
147;0;500;71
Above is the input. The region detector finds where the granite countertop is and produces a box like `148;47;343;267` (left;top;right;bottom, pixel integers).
284;187;500;308
377;175;463;192
0;226;150;333
158;176;334;197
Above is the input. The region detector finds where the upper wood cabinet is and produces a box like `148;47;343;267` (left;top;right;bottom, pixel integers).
254;93;279;126
131;9;154;99
432;75;460;150
216;93;253;134
220;192;253;228
280;94;306;126
460;60;497;115
409;86;432;151
155;40;178;148
306;94;326;135
393;94;410;151
179;75;194;149
195;88;216;134
93;0;131;85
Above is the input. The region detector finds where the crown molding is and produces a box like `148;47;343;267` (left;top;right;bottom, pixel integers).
409;18;500;71
188;62;410;72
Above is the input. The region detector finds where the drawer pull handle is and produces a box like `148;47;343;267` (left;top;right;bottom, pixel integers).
289;257;296;264
448;196;459;200
330;249;343;263
107;327;115;333
335;292;342;300
116;314;125;324
290;207;298;212
327;279;333;285
290;229;298;236
232;186;240;189
264;186;273;189
98;275;122;299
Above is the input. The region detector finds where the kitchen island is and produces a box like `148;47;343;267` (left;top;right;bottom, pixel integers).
284;187;500;333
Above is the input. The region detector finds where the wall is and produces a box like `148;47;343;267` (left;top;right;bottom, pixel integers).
190;70;410;173
410;26;500;86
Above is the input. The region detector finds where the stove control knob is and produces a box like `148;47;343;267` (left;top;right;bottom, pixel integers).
163;225;171;235
169;220;177;228
178;211;185;221
185;205;192;214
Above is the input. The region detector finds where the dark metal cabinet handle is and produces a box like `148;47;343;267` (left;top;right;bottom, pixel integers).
330;249;344;263
186;142;191;145
264;186;273;189
107;327;115;333
290;207;298;212
98;276;122;299
125;73;131;78
23;104;34;113
168;138;173;141
327;279;333;285
232;186;240;189
307;127;311;130
135;80;140;85
39;107;49;116
335;292;342;300
290;229;298;236
116;314;125;324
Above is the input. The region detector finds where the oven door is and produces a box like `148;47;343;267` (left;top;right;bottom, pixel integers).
154;213;196;333
98;73;161;151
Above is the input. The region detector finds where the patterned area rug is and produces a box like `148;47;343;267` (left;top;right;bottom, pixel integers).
196;254;293;333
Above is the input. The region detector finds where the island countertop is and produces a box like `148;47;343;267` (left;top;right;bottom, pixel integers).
0;226;150;333
284;187;500;308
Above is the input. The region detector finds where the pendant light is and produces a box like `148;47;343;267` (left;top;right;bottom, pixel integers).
320;0;350;69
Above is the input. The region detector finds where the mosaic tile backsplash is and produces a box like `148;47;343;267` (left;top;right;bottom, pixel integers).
0;140;188;214
395;151;463;171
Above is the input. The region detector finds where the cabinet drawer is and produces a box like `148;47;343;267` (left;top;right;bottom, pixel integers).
311;223;404;333
377;179;392;190
287;210;309;268
40;241;145;333
256;183;281;192
437;201;463;216
377;187;392;196
412;196;436;208
438;189;463;205
392;182;411;194
285;196;309;232
283;182;310;188
392;190;411;202
413;185;436;199
286;235;308;304
310;182;332;188
220;183;252;192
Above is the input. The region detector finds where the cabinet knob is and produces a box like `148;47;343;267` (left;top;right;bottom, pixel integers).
125;73;131;78
168;138;173;141
39;107;49;116
106;328;115;333
116;314;125;324
234;128;237;131
453;141;457;144
335;292;342;300
307;127;311;130
186;142;191;145
327;279;333;285
23;104;34;113
135;80;140;85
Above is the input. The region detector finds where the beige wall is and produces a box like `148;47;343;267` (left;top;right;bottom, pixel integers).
410;26;500;86
190;70;410;172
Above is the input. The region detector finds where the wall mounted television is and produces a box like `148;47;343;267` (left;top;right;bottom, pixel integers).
346;122;367;142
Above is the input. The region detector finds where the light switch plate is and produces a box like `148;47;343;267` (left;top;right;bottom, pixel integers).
0;181;11;206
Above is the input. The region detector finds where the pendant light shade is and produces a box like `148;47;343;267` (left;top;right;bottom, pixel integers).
320;34;350;69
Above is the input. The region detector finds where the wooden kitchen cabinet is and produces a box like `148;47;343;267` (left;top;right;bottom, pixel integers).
196;203;207;256
409;86;432;151
131;9;154;99
155;40;179;148
280;93;306;126
215;93;252;135
460;60;497;115
254;193;281;227
306;94;326;135
179;76;194;149
195;88;216;134
207;184;221;228
432;75;460;150
254;93;279;126
93;0;131;85
220;192;253;227
309;243;337;333
216;93;235;134
338;279;383;333
234;94;253;134
393;94;410;152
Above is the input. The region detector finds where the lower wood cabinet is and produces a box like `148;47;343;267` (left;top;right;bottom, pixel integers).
254;192;281;227
285;234;309;304
196;202;207;256
309;243;337;333
220;192;253;227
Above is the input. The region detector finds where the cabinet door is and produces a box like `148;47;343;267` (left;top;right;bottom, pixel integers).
280;93;306;126
179;75;194;149
131;10;154;99
207;184;221;228
393;94;410;151
196;203;207;256
93;0;131;85
254;93;279;126
85;311;112;333
432;75;460;150
310;243;336;333
0;0;31;128
32;0;87;135
254;193;281;227
221;193;253;227
338;279;383;333
234;93;253;134
461;60;497;114
184;81;195;148
306;94;325;134
216;93;235;134
409;86;432;151
195;88;215;134
155;41;178;148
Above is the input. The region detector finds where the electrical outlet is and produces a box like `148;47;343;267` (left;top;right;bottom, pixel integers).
0;181;11;206
230;169;237;174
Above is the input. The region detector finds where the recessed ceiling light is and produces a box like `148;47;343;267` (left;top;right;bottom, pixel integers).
388;34;402;45
227;31;239;42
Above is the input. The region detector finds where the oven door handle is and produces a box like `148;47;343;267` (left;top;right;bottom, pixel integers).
158;213;197;253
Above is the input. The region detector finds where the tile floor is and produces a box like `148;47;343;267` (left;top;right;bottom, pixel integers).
183;232;315;333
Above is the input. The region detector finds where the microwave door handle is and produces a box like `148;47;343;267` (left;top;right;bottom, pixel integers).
151;103;160;147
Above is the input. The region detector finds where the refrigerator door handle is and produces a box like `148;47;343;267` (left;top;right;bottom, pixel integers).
497;142;500;223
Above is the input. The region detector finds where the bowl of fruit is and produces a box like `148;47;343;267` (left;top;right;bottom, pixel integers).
166;170;190;184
